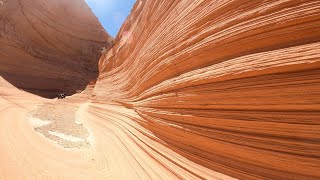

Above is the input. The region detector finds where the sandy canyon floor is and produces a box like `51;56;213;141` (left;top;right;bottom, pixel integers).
0;90;233;179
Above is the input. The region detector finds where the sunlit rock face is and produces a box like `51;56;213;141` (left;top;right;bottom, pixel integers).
0;0;112;98
0;0;319;179
94;0;320;179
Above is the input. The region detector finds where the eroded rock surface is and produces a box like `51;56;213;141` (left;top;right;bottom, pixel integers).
0;0;112;97
93;0;320;179
0;0;319;179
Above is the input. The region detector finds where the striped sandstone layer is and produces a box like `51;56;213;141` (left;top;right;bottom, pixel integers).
93;0;320;179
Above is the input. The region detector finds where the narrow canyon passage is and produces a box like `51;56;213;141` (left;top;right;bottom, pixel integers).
1;0;320;179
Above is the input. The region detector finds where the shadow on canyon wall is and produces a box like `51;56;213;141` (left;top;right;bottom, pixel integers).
0;38;103;99
0;0;111;98
0;71;98;99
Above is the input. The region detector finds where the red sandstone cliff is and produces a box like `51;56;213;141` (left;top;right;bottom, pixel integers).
93;0;320;179
0;0;112;97
0;0;319;179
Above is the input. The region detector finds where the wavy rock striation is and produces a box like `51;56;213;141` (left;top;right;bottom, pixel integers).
0;0;320;179
93;0;320;179
0;0;112;97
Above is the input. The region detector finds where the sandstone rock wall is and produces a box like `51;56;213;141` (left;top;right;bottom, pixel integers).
93;0;320;179
0;0;112;97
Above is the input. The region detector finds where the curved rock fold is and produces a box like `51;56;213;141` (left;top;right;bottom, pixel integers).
0;0;319;179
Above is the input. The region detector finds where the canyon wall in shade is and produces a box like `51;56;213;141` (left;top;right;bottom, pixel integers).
0;0;112;97
92;0;320;179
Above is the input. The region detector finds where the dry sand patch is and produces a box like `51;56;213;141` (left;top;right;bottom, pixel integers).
30;101;90;148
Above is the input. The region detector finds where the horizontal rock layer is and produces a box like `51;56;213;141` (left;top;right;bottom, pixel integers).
0;0;112;97
93;0;320;179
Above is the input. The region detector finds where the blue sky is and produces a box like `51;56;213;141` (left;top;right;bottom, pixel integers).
85;0;136;37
